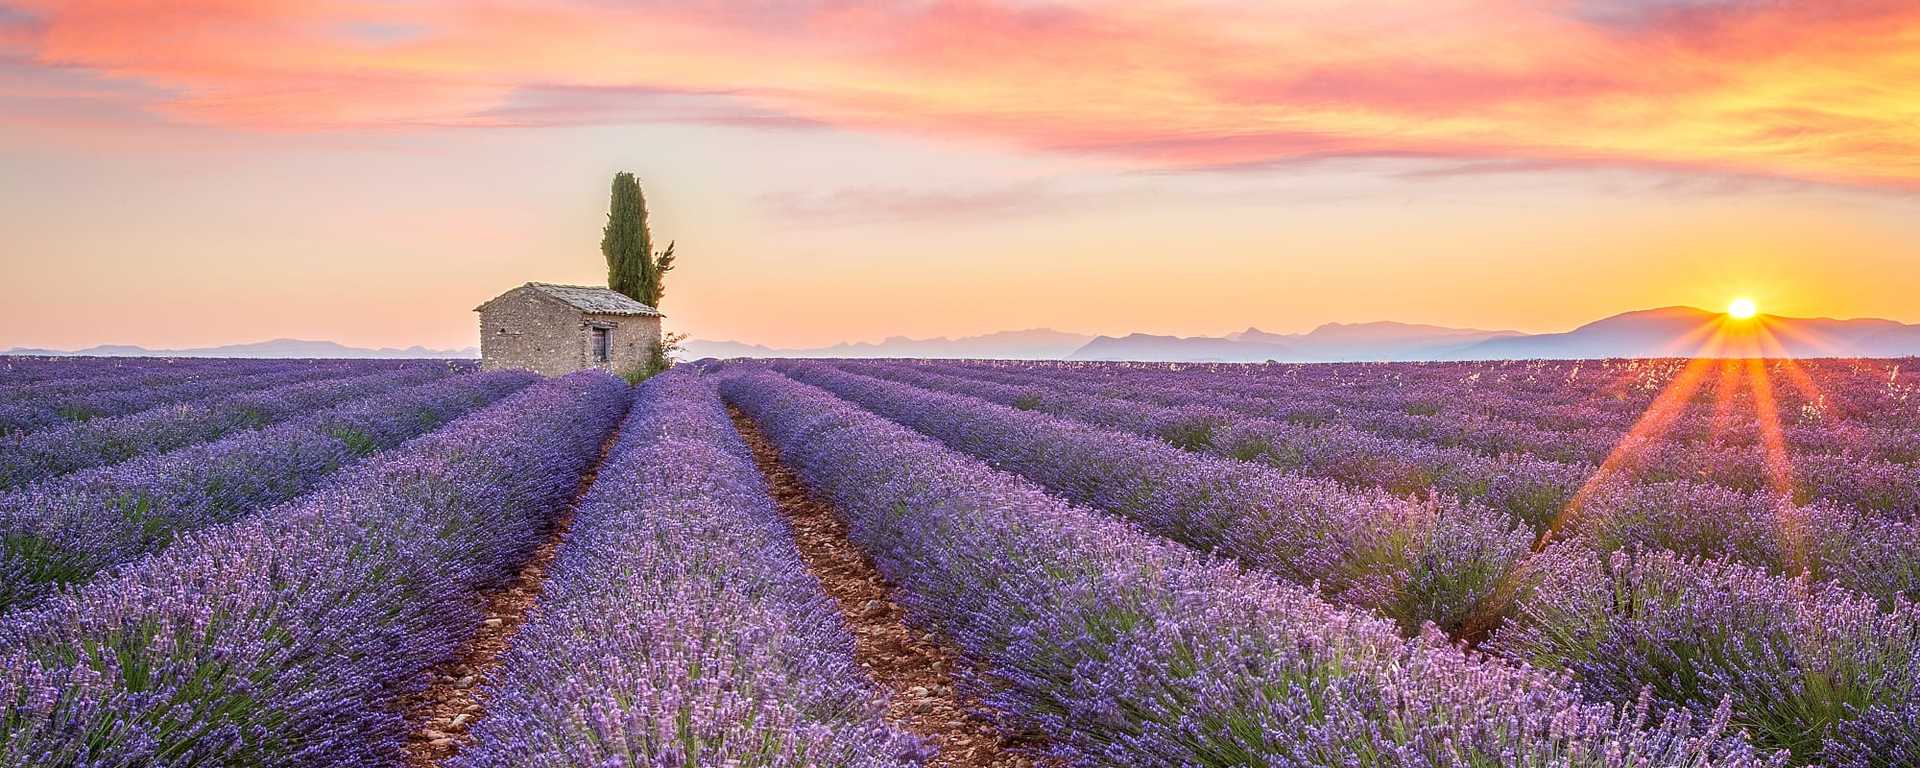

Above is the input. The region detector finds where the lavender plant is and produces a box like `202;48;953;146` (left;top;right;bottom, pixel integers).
454;370;923;767
849;360;1920;605
1491;544;1920;766
0;366;447;489
0;371;628;765
778;361;1532;638
0;369;537;613
913;359;1920;517
836;359;1588;528
719;369;1783;767
0;359;427;436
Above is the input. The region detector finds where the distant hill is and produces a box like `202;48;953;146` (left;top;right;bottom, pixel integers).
1453;307;1920;360
1072;311;1920;362
683;329;1095;360
5;338;478;359
1071;332;1295;362
1072;321;1521;362
1254;321;1521;361
16;308;1920;363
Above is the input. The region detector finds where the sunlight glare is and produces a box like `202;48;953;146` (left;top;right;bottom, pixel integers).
1728;297;1759;319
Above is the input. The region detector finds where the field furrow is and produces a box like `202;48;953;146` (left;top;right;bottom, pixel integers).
896;360;1920;517
0;371;628;765
765;362;1919;765
0;360;446;437
0;369;539;613
0;365;450;489
830;360;1920;605
449;370;926;767
717;367;1783;767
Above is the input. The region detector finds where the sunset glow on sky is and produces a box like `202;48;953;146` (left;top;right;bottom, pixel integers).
2;0;1918;349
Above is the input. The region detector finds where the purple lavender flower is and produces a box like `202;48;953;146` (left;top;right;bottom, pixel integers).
0;365;450;489
454;370;923;767
718;368;1782;766
0;370;537;613
0;371;628;765
1491;543;1920;765
777;361;1531;639
0;359;435;437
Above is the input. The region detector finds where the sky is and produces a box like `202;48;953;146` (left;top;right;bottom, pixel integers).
2;0;1918;350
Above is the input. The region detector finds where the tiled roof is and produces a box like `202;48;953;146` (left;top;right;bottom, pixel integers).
516;283;663;316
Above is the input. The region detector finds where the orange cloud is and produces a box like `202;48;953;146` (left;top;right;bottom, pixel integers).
6;0;1920;188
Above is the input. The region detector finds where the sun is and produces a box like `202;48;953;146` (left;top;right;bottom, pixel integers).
1727;297;1759;320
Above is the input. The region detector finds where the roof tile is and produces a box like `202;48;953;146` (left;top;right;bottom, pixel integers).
521;283;663;316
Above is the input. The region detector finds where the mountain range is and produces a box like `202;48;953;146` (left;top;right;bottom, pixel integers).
1458;307;1920;360
689;308;1920;362
13;308;1920;362
1071;322;1525;362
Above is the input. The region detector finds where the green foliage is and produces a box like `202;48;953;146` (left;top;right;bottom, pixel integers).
647;240;675;308
600;172;678;309
1228;437;1274;463
1284;411;1329;427
55;405;101;423
1157;419;1220;452
110;491;183;550
1403;401;1442;417
323;425;378;456
624;331;688;384
602;172;652;304
234;406;271;428
0;533;95;609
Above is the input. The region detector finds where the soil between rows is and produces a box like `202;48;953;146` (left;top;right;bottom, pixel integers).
729;406;1051;768
397;426;624;767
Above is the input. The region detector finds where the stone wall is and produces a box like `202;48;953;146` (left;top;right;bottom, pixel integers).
585;312;661;377
477;289;661;377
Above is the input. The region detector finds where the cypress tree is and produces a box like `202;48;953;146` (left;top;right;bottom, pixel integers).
643;241;675;307
601;172;653;303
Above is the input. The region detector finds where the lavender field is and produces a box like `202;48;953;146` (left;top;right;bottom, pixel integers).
1;354;1915;766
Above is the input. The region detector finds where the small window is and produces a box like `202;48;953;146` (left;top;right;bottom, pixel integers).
591;327;611;363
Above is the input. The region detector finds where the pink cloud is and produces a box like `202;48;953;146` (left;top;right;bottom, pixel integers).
3;0;1919;190
758;181;1061;224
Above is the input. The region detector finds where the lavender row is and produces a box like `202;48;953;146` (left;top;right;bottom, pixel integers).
0;369;538;614
825;360;1920;606
840;361;1920;606
0;371;629;765
967;359;1920;471
780;360;1532;637
960;359;1657;428
1023;357;1916;431
0;359;303;413
0;366;449;490
0;359;440;436
840;359;1588;527
718;368;1781;766
777;364;1917;763
913;360;1920;518
1493;545;1920;765
455;370;922;767
0;356;322;390
937;361;1711;453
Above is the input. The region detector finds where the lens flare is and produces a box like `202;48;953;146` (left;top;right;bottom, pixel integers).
1728;297;1759;319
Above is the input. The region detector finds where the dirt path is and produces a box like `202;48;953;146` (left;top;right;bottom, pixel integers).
729;407;1050;768
397;427;623;767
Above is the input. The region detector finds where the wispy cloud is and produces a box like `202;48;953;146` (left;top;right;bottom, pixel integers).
758;181;1064;225
451;85;827;130
4;0;1919;190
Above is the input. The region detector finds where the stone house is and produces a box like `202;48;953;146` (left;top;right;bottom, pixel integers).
475;282;663;376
